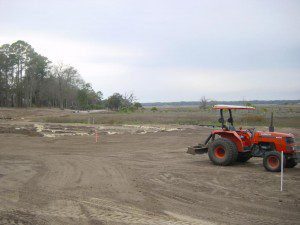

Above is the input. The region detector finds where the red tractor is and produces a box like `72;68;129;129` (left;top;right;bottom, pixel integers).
187;105;299;172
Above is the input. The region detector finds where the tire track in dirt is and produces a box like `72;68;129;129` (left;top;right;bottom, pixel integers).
0;153;209;224
145;168;299;225
0;196;213;225
0;130;299;225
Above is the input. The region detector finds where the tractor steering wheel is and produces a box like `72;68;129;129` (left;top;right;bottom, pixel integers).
246;128;255;138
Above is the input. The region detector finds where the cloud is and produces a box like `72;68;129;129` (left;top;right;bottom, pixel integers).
0;33;147;96
128;67;300;101
1;32;145;63
1;0;300;101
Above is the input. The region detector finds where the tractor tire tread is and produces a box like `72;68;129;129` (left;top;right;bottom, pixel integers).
208;138;238;166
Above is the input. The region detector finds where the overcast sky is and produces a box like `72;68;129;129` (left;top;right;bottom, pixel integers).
1;0;299;102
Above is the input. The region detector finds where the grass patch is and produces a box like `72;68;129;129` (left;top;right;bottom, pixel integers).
31;105;300;128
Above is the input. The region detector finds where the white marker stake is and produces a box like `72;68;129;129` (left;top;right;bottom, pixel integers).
281;151;283;192
95;129;99;143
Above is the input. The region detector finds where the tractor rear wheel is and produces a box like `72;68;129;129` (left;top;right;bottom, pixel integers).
237;152;252;163
208;138;238;166
263;151;285;172
285;158;297;168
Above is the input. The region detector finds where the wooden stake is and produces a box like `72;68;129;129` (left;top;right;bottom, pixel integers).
280;151;283;191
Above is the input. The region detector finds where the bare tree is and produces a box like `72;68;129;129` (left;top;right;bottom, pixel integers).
200;96;208;109
122;92;137;108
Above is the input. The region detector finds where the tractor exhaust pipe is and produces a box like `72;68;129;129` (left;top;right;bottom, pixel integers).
269;112;274;132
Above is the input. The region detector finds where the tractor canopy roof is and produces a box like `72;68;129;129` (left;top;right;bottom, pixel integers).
213;105;255;110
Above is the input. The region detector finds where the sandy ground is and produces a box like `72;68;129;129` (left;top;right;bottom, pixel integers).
0;125;299;225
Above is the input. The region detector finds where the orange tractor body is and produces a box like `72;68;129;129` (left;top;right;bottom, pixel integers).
187;105;299;172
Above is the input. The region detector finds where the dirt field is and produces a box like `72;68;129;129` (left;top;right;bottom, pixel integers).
0;123;299;225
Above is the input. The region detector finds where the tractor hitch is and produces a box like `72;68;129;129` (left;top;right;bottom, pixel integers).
187;134;212;155
187;144;208;155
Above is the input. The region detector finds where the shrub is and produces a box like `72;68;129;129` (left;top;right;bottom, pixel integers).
133;102;142;109
151;107;158;112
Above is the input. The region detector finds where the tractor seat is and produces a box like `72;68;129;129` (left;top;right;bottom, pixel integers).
228;125;236;131
247;128;256;138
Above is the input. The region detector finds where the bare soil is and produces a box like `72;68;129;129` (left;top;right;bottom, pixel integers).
0;125;299;225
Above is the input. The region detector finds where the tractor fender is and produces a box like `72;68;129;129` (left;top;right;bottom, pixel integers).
212;130;244;152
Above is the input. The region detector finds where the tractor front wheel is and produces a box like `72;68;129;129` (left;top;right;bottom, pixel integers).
263;151;286;172
208;138;238;166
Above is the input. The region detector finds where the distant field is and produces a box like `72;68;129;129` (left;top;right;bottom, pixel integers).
17;104;300;128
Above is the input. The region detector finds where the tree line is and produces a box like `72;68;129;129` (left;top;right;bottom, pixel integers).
0;40;141;111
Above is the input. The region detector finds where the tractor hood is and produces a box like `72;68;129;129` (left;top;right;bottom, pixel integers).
257;131;294;138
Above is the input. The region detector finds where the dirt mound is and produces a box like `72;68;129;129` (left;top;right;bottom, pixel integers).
0;122;185;138
0;124;42;137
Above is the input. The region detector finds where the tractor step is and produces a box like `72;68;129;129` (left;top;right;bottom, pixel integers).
187;144;208;155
